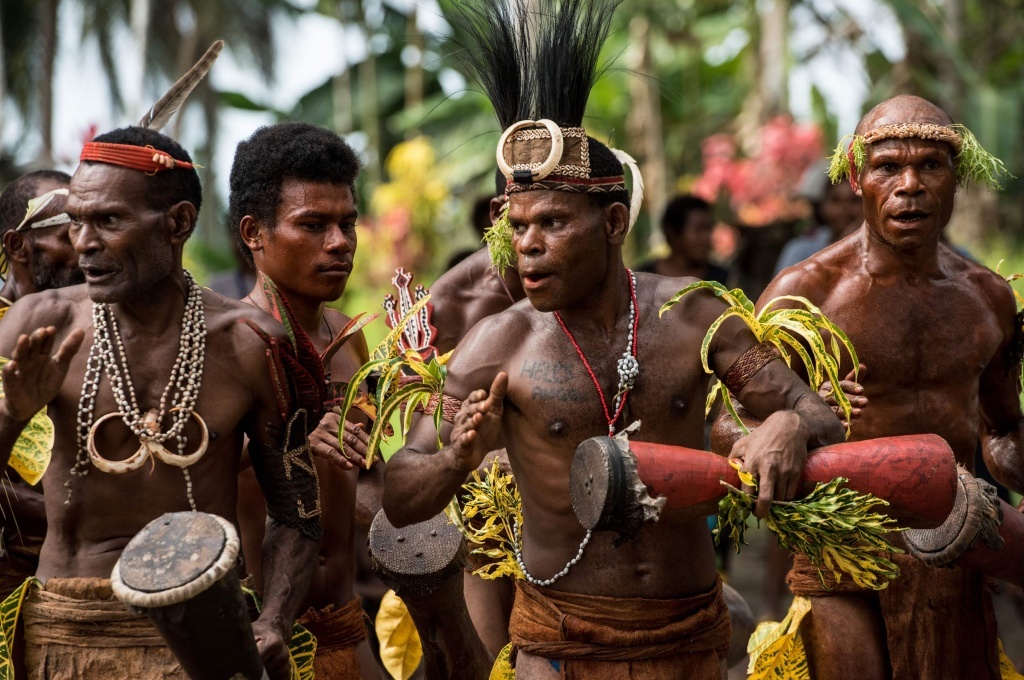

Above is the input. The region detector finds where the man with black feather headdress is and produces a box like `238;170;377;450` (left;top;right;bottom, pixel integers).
384;1;844;677
0;45;319;679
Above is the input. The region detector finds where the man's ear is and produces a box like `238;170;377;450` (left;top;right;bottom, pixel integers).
2;231;28;265
488;197;507;225
606;202;630;246
167;201;198;243
239;215;264;255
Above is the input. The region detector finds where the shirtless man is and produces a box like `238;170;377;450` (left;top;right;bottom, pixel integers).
0;170;83;595
231;121;382;679
382;9;846;663
0;170;83;308
0;126;319;679
717;94;1024;680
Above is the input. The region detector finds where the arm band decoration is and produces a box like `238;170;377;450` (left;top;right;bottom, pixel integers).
423;393;463;424
248;409;323;541
722;342;781;394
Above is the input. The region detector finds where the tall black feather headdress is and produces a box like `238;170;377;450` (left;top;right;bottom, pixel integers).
447;0;644;272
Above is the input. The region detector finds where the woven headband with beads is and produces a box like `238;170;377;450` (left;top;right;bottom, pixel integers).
486;119;645;275
80;142;197;174
827;122;1011;190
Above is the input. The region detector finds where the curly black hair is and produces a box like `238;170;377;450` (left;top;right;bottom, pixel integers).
228;122;361;266
661;194;710;237
87;127;203;216
0;170;71;238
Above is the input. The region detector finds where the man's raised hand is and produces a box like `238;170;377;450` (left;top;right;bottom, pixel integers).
2;327;84;423
450;372;508;473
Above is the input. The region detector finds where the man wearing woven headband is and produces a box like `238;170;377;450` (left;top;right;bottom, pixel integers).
716;94;1022;679
0;123;321;680
0;170;83;312
384;1;843;677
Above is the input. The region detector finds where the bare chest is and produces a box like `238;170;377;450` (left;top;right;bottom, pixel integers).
822;281;1000;392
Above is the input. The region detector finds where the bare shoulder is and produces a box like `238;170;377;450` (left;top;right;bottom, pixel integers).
202;288;289;368
0;285;89;343
324;307;369;362
945;247;1017;323
760;236;856;307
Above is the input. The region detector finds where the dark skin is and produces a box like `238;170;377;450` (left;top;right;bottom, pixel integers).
0;162;319;680
431;197;523;356
0;178;83;304
384;190;843;679
0;177;83;576
649;207;718;279
237;177;382;679
427;196;521;657
714;95;1024;680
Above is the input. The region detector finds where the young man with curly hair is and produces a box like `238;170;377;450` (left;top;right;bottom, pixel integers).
231;121;383;680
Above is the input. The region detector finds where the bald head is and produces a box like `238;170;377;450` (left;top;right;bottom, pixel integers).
855;95;954;136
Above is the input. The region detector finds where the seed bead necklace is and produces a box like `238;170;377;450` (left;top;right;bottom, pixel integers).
68;271;207;509
512;268;640;587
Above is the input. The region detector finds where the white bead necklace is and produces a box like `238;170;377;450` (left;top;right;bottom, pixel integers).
515;270;640;587
68;271;207;510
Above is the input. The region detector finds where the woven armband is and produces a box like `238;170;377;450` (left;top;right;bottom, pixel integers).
249;410;323;541
423;393;463;424
722;342;781;394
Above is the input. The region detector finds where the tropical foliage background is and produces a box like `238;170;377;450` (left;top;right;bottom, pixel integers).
2;0;1022;320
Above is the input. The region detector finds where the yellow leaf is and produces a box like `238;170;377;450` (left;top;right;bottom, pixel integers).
376;590;423;680
0;358;52;485
728;459;757;489
489;643;516;680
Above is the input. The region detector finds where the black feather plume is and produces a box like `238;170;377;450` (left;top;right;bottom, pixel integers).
445;0;620;128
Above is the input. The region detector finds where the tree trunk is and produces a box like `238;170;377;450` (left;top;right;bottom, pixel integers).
737;0;789;153
625;17;666;255
129;0;152;119
0;5;7;144
39;0;58;162
404;6;424;137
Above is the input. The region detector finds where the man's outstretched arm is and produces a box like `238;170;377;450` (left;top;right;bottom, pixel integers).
384;372;507;527
979;289;1024;497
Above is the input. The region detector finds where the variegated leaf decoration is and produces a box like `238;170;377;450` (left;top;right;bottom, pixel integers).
489;642;516;680
747;596;812;680
660;281;859;435
240;582;316;680
376;590;422;680
0;358;53;485
0;578;35;680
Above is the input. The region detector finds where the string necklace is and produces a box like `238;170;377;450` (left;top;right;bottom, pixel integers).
68;271;207;509
513;268;640;587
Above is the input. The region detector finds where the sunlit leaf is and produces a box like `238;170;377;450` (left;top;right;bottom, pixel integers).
0;358;52;485
376;590;423;680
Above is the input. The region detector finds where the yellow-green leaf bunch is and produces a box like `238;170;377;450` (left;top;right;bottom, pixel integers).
659;280;859;436
746;596;812;680
0;358;53;485
716;473;904;591
446;458;524;581
484;203;515;277
338;295;453;467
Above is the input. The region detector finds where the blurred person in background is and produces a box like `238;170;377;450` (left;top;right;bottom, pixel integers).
637;194;730;284
445;195;496;271
774;165;864;275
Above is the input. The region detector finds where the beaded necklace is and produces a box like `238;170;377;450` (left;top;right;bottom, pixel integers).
67;271;208;509
513;269;640;587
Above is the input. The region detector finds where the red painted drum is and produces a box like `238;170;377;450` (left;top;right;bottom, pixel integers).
570;433;958;543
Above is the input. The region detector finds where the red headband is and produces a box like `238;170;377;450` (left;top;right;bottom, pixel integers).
80;142;196;174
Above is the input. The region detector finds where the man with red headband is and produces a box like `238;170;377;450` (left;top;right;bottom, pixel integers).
0;125;320;680
383;2;843;677
716;94;1024;680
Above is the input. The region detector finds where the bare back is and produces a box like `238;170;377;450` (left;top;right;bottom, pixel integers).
431;249;517;354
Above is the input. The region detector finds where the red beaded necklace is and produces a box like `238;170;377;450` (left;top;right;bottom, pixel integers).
553;269;639;435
